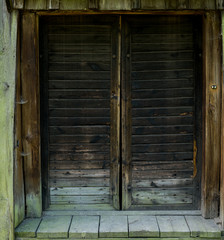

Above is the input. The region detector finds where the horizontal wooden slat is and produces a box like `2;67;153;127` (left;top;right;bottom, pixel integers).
50;134;110;144
131;43;194;52
132;116;193;126
49;144;110;152
132;161;193;171
132;107;193;118
49;126;110;134
48;204;114;211
132;189;193;205
132;89;194;99
49;99;110;108
132;79;193;89
132;70;193;80
49;109;110;118
132;51;194;61
49;71;110;80
132;34;193;43
50;169;110;178
49;53;111;62
132;178;193;188
50;160;110;170
49;117;110;126
132;143;193;153
48;25;111;34
51;195;110;204
132;97;194;108
49;80;110;89
50;187;110;196
49;152;109;161
49;44;111;53
132;134;193;144
49;62;111;71
49;178;110;187
133;170;193;179
132;152;193;161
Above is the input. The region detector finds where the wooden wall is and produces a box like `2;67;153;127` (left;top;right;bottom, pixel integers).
11;0;224;11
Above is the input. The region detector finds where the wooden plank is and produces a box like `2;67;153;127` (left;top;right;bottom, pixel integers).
121;18;132;210
99;216;128;237
48;204;114;211
48;0;59;9
99;0;131;10
50;187;109;196
89;0;99;9
202;11;221;218
132;189;193;205
185;216;221;238
128;216;159;237
165;0;177;9
21;13;41;217
69;216;99;238
15;218;42;238
176;0;189;9
13;0;24;9
221;11;224;229
25;0;47;9
60;0;88;10
157;216;190;237
14;22;25;227
189;0;216;9
37;216;72;238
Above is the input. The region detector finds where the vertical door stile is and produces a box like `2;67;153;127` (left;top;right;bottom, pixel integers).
110;16;121;210
121;18;132;210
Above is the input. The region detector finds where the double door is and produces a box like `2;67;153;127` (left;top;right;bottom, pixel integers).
40;15;202;210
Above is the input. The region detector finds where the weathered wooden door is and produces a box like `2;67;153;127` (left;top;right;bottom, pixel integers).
121;16;202;210
40;15;202;211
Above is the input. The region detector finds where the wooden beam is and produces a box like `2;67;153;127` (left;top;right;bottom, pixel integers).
14;16;25;228
220;11;224;228
60;0;88;10
176;0;189;9
25;0;47;10
131;0;141;9
202;11;222;218
89;0;99;9
21;13;42;217
47;0;59;9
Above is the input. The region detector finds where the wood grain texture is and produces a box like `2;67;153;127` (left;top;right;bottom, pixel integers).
25;0;47;9
221;11;224;228
217;0;224;9
99;0;131;10
60;0;88;10
37;216;72;238
89;0;99;9
14;22;25;228
131;0;141;9
202;11;221;218
128;216;159;237
69;216;99;238
15;218;41;238
13;0;24;9
47;0;59;9
21;13;42;217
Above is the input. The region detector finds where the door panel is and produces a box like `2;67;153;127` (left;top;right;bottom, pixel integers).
122;16;202;210
40;16;120;210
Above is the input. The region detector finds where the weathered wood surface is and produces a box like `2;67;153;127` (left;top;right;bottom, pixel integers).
37;216;72;238
15;218;42;238
185;216;221;238
157;216;190;238
15;214;221;239
221;11;224;229
99;216;128;238
69;216;99;238
128;216;159;237
12;0;224;10
0;2;18;238
21;13;42;217
14;18;25;227
201;11;221;219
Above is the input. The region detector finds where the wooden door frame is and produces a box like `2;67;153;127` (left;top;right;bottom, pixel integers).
19;11;222;218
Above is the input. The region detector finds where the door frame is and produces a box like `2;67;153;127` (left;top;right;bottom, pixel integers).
19;11;222;218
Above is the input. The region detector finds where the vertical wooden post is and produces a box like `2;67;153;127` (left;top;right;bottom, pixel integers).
220;11;224;227
121;17;132;210
202;11;222;218
21;13;42;217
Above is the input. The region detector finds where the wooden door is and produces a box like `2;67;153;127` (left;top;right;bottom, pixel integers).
40;15;202;211
121;16;202;210
40;16;120;210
